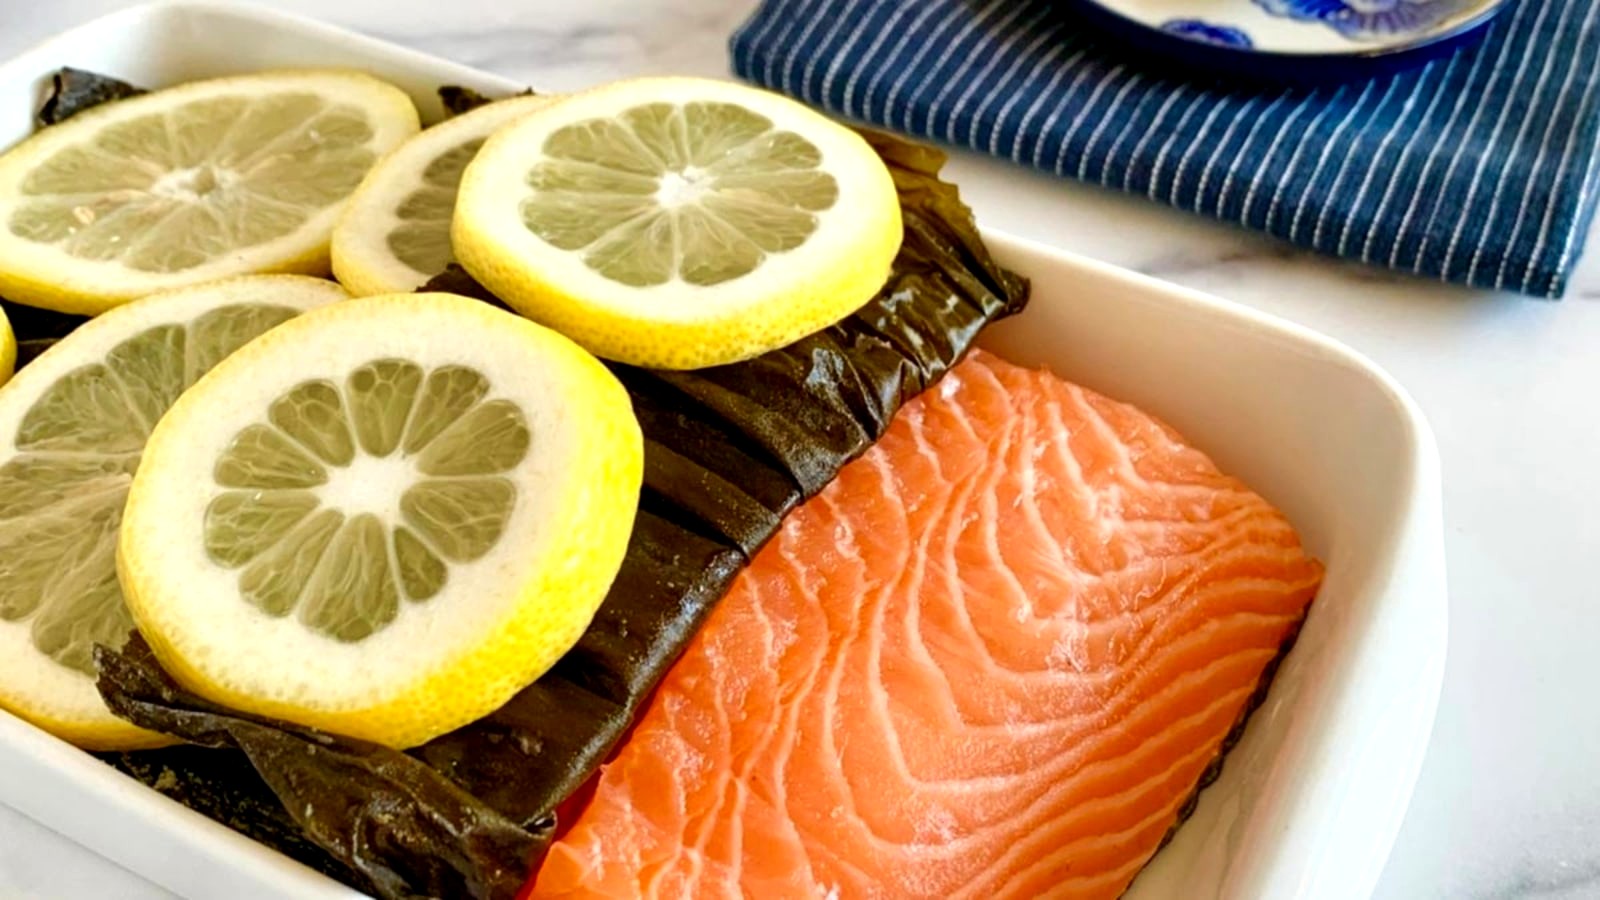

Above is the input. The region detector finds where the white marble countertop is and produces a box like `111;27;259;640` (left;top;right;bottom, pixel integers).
1;1;1597;898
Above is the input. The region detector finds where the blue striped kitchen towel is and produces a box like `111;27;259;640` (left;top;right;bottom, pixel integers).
730;0;1600;297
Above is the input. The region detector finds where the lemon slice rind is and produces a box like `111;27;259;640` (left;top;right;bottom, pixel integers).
0;305;13;387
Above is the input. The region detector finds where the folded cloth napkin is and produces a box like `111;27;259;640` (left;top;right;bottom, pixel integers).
730;0;1600;298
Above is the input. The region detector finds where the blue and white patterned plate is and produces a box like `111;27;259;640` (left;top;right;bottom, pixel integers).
1071;0;1507;78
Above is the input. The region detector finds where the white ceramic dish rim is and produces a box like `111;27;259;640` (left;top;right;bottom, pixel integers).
0;4;1448;899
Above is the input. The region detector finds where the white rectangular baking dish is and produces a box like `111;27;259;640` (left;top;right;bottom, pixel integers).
0;4;1448;899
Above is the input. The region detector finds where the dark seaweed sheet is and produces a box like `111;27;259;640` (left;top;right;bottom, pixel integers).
97;636;547;900
437;85;499;117
95;127;1031;898
98;746;379;892
34;67;145;127
436;85;542;117
0;299;86;369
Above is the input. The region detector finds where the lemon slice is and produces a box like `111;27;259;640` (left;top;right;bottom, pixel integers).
0;70;420;315
0;275;345;750
332;95;556;296
452;77;901;370
0;305;13;387
119;293;643;749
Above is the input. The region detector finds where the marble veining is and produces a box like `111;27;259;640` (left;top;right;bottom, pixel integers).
0;2;1597;900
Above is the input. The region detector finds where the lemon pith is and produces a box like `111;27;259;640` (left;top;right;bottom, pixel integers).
119;293;644;749
0;275;347;750
0;70;420;315
452;76;902;370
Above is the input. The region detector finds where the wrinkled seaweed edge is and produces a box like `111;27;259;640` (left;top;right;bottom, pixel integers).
438;85;538;118
35;66;145;128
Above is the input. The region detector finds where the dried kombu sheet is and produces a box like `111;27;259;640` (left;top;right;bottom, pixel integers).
0;298;86;369
99;129;1030;899
35;66;145;127
438;84;538;117
407;508;749;820
98;636;548;900
97;746;374;893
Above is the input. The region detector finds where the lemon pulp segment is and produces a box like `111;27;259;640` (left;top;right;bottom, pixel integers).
520;99;838;287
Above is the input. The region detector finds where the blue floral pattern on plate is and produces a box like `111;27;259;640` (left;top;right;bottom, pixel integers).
1161;19;1255;48
1253;0;1478;39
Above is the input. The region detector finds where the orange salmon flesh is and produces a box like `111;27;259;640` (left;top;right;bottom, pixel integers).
532;349;1323;899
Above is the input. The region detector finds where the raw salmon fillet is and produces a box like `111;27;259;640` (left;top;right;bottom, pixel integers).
532;349;1323;900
